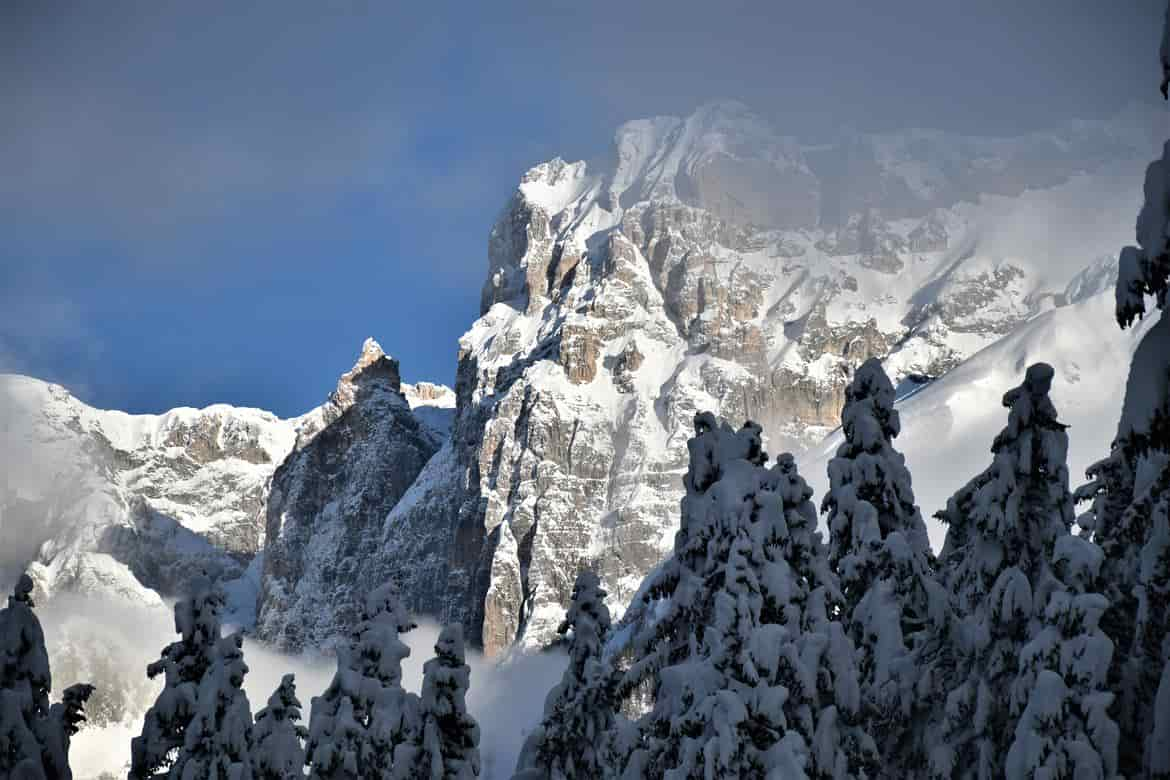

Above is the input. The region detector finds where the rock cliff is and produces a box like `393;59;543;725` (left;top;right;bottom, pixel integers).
255;340;438;650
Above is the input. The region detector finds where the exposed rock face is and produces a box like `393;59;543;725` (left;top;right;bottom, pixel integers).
255;340;438;651
375;100;1160;655
612;340;645;393
404;381;456;405
559;325;603;384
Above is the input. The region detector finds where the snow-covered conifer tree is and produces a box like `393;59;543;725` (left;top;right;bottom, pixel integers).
1006;536;1120;779
1071;5;1170;773
306;582;419;780
1074;445;1137;660
513;570;613;780
130;575;228;779
0;574;94;780
395;625;480;780
613;413;876;779
169;631;255;779
768;453;878;780
1082;144;1170;778
1134;480;1170;778
821;358;946;772
1079;441;1170;777
822;357;932;606
933;363;1080;779
253;674;308;780
1116;159;1170;333
37;682;97;780
1;574;53;778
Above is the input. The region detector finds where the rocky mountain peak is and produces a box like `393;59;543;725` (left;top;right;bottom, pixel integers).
357;335;388;367
337;337;402;398
256;338;438;650
372;102;1161;656
293;338;406;449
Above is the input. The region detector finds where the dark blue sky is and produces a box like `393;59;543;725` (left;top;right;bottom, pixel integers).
1;0;1163;416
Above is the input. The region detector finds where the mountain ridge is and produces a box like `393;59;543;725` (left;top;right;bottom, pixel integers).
0;342;455;611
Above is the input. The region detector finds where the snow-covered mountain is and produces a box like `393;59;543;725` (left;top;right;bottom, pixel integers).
375;100;1161;654
0;339;455;742
0;375;295;608
0;341;453;617
2;101;1160;664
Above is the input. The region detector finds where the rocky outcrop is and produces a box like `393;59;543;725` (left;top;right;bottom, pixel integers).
559;325;603;384
612;340;645;393
254;340;438;651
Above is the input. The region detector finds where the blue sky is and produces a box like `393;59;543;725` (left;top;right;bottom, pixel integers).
1;0;1163;416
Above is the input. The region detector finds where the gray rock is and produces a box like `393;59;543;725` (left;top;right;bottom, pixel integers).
255;341;438;651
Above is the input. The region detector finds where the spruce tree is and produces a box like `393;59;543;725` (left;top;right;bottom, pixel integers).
253;674;308;780
1072;4;1170;773
0;574;52;778
1080;295;1170;780
932;363;1088;779
306;582;419;780
0;574;94;780
1006;536;1120;779
396;625;480;780
614;413;876;779
37;682;97;780
1080;434;1170;778
131;575;227;779
822;358;931;607
821;359;946;773
1135;482;1170;778
169;631;255;779
768;453;877;780
1074;446;1137;679
513;570;614;780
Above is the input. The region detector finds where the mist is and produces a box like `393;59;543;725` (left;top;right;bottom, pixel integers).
0;376;91;589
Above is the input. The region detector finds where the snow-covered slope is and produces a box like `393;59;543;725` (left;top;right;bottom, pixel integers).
0;374;298;607
0;376;303;736
804;284;1160;550
375;100;1161;654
